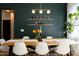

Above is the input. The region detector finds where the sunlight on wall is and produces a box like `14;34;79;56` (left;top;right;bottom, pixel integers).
67;3;79;14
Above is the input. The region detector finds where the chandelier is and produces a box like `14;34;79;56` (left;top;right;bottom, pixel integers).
32;3;50;14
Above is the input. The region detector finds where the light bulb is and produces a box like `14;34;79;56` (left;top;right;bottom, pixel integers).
32;9;35;14
6;10;10;12
47;10;50;14
39;10;43;14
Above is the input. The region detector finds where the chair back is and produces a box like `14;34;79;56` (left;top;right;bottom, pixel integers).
0;39;5;43
13;41;28;55
23;36;29;40
56;40;70;55
70;44;79;56
47;36;53;39
35;42;49;55
0;39;9;52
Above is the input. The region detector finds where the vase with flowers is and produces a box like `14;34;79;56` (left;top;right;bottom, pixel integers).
32;29;42;41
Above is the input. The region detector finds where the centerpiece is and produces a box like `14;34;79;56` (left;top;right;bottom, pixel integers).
32;29;42;41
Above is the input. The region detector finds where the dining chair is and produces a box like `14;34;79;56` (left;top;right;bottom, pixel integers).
23;36;29;40
0;39;9;56
23;36;35;53
13;41;28;56
46;36;53;39
70;44;79;56
55;40;70;56
35;42;49;56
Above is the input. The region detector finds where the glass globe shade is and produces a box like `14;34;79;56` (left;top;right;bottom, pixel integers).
32;10;35;14
39;10;43;14
47;10;50;14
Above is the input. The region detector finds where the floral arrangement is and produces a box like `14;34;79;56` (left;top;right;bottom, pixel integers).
32;29;42;34
32;29;42;41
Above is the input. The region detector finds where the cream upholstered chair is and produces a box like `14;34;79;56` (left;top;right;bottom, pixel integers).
0;39;9;55
23;36;35;52
0;39;5;42
56;40;70;56
23;36;29;40
70;44;79;56
0;39;9;52
47;36;53;39
35;42;49;56
13;41;28;55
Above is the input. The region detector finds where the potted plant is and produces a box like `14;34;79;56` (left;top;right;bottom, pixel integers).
67;13;74;33
67;6;79;38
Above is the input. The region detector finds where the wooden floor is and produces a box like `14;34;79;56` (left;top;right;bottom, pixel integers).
0;51;58;56
0;51;70;56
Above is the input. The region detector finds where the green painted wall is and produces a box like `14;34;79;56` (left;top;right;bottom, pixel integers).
0;3;67;38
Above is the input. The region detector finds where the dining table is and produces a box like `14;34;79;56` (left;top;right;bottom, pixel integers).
0;39;59;56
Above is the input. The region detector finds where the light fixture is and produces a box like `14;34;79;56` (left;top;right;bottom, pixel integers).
32;9;35;14
39;10;43;14
47;10;50;14
6;10;10;12
32;9;50;14
32;4;50;14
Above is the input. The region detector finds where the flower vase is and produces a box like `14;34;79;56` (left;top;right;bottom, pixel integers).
35;33;42;41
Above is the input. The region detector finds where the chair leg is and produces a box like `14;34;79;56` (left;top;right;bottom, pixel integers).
68;52;70;56
58;54;66;56
57;54;61;56
63;54;67;56
47;53;49;56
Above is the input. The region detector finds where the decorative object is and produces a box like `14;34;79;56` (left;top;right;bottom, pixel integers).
66;14;75;38
67;6;79;33
67;21;74;33
67;6;79;38
32;29;42;41
20;29;24;32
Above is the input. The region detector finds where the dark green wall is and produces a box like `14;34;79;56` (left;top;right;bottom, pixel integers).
0;3;67;38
